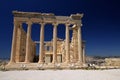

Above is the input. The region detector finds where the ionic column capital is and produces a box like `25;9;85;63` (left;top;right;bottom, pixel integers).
76;23;82;27
39;22;45;25
26;21;32;25
13;20;17;24
13;20;21;27
13;18;18;23
82;41;86;48
65;23;70;27
52;23;58;27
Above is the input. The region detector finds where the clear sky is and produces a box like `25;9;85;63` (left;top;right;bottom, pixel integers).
0;0;120;58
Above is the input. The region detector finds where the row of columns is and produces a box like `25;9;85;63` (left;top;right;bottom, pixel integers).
10;20;83;64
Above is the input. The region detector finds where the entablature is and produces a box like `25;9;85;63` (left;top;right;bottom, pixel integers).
13;11;83;25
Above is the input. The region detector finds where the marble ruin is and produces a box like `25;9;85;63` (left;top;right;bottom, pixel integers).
7;11;86;69
105;58;120;66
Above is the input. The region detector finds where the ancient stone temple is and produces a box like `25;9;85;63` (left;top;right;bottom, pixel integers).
7;11;86;69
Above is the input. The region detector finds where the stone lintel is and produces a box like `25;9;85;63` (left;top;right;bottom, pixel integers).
70;13;84;20
13;11;55;19
13;11;83;25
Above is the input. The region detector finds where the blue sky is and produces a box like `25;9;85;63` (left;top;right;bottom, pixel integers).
0;0;120;58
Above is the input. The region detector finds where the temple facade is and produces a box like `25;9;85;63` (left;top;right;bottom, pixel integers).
7;11;86;69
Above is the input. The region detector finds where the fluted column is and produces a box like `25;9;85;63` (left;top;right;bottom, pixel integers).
9;20;18;64
16;23;22;62
73;29;78;62
25;21;32;63
38;23;45;63
65;23;70;63
82;42;86;63
52;23;58;63
77;24;83;63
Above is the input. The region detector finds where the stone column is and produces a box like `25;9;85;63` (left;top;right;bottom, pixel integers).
25;21;32;63
38;23;45;63
77;23;83;63
82;42;86;63
73;29;78;62
9;20;18;64
65;23;70;63
16;23;22;62
52;23;58;63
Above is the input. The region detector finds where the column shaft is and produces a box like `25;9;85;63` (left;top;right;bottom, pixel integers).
16;24;22;62
9;20;18;63
82;46;85;63
78;24;83;63
73;29;78;62
52;24;57;63
25;21;32;63
38;23;45;63
65;24;70;63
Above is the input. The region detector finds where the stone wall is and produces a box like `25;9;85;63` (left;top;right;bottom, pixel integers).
44;39;64;63
29;39;36;62
15;26;36;62
19;27;26;62
70;29;78;62
105;58;120;66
